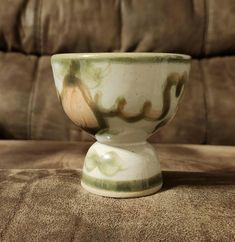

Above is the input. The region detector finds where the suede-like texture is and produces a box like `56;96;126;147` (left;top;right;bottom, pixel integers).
0;53;37;139
0;0;120;54
121;0;205;55
0;0;27;51
202;57;235;145
204;0;235;55
1;141;235;172
0;141;234;241
1;0;235;56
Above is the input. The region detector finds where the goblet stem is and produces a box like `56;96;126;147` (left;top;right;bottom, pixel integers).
81;141;162;198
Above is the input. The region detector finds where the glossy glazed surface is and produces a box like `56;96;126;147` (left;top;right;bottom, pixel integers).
52;53;191;144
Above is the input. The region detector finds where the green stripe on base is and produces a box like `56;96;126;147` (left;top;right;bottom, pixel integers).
82;173;162;192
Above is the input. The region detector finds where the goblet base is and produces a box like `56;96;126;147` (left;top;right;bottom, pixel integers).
81;181;162;198
81;141;162;198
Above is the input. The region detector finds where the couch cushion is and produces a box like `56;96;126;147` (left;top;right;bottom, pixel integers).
201;57;235;145
0;0;120;54
0;141;234;241
1;0;235;57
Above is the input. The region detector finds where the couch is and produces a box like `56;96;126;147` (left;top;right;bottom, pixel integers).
0;0;234;241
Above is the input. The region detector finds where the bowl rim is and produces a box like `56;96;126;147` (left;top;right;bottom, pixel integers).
51;52;191;62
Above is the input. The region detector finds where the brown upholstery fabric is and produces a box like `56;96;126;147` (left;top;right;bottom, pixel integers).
0;141;234;241
0;53;37;139
202;57;235;145
121;0;205;55
1;141;235;171
0;0;120;54
1;0;235;57
204;0;235;56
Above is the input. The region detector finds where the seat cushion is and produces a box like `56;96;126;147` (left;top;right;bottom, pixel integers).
0;141;234;241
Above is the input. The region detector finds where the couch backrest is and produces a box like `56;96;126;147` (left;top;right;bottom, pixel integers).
0;0;235;145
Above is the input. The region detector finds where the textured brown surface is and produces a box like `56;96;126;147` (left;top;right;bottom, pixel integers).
1;141;235;172
204;0;235;56
121;0;205;55
0;53;37;139
1;0;235;56
0;141;235;241
0;0;120;54
201;57;235;145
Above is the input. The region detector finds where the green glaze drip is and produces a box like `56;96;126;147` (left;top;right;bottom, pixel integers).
63;60;80;86
85;151;123;177
154;71;187;130
79;60;110;88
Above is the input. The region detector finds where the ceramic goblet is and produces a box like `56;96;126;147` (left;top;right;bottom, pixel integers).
51;53;191;198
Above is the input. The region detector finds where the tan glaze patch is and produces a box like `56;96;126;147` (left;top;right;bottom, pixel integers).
61;60;187;135
61;61;107;134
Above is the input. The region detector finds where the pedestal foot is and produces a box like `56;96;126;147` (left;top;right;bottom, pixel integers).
81;141;162;198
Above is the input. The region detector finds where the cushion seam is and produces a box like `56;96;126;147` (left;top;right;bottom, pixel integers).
27;58;39;139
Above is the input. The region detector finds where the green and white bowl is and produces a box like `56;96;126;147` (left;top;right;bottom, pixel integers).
51;53;191;198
